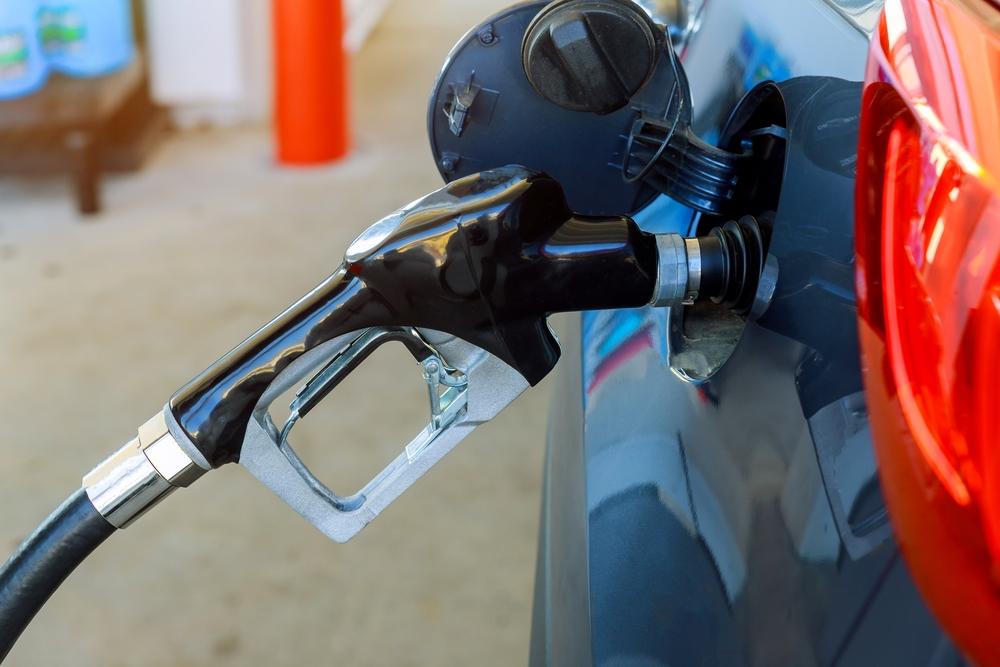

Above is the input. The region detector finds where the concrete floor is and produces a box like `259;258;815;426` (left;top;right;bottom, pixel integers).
0;1;552;664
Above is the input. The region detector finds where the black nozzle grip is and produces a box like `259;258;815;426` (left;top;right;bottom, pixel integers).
169;167;657;467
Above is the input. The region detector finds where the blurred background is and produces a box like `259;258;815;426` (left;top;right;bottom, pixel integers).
0;0;554;664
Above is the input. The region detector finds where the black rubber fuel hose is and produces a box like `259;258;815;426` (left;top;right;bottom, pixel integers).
0;489;116;662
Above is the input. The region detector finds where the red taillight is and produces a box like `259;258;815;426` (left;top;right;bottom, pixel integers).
856;0;1000;662
881;114;1000;512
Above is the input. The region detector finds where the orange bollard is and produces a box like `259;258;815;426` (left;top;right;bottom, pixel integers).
272;0;349;165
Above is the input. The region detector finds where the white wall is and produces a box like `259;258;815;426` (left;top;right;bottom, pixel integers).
145;0;392;127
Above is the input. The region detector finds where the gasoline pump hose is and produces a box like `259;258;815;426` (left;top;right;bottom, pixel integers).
0;490;115;661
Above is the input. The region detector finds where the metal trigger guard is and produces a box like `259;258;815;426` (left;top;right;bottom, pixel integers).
238;326;530;543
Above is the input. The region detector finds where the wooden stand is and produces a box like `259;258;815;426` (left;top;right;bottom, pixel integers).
0;55;167;216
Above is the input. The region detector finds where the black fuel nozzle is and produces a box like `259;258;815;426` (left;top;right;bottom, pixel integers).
0;168;767;657
168;166;766;467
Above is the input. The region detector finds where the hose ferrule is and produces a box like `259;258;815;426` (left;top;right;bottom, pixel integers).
83;410;207;528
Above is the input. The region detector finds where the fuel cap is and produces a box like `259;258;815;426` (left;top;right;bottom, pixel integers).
522;0;664;114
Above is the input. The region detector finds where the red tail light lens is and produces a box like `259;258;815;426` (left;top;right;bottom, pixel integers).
856;0;1000;662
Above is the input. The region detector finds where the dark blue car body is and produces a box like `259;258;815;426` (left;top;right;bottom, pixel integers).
529;2;967;664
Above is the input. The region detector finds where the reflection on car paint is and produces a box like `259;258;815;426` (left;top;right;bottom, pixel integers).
586;323;653;397
737;25;792;91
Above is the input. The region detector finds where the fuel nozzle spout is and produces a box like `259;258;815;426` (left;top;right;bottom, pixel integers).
650;215;770;316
